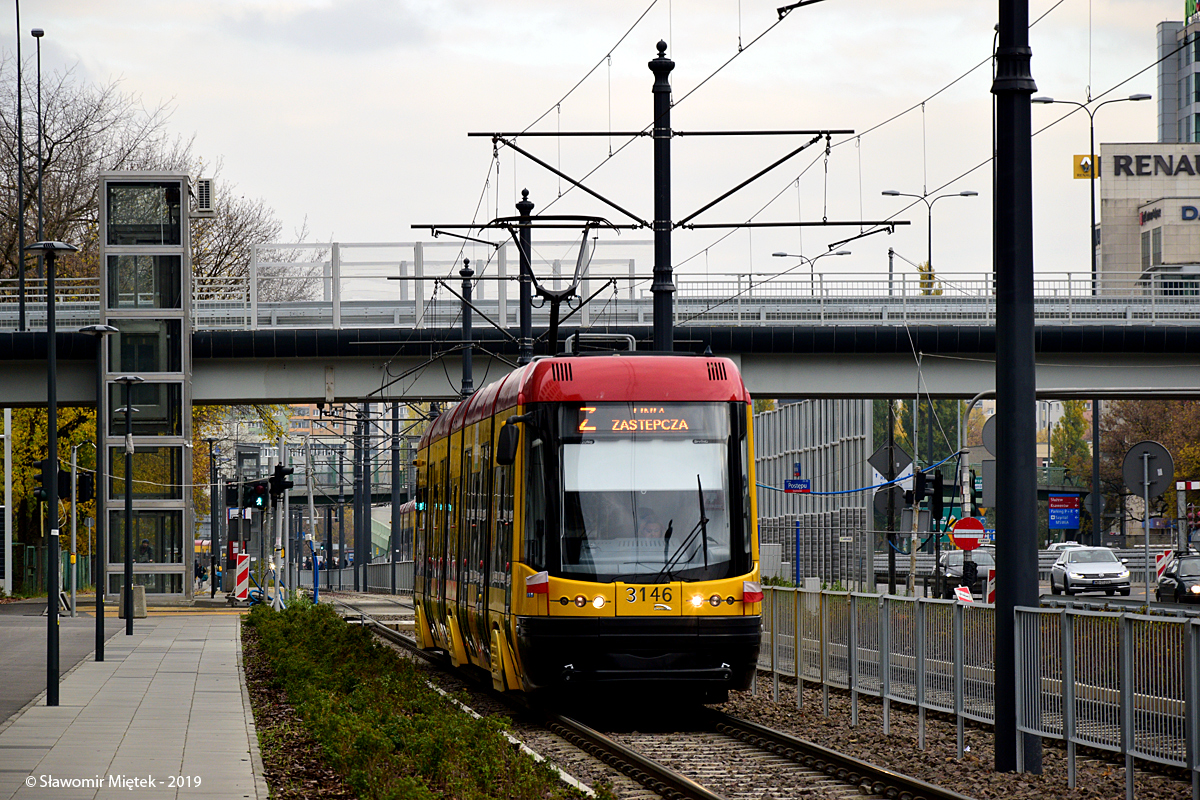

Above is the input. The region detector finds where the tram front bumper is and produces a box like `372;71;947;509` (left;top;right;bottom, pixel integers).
515;615;761;691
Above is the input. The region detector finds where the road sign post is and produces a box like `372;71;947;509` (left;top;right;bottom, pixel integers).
1123;441;1174;602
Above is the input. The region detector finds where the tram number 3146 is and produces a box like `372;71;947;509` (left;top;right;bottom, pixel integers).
627;586;673;603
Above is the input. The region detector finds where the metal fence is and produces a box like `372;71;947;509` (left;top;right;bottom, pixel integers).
299;560;414;596
5;264;1200;331
760;586;1200;798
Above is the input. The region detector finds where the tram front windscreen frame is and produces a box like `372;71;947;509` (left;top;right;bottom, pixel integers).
555;401;747;584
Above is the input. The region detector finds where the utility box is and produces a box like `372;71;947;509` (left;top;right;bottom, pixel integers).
117;585;147;619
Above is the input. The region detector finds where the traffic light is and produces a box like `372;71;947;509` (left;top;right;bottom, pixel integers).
913;471;927;504
962;558;978;587
225;485;240;507
269;464;295;498
57;469;71;499
77;473;95;503
247;480;270;509
33;459;51;502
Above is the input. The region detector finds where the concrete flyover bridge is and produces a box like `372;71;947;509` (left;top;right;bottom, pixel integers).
1;239;1199;404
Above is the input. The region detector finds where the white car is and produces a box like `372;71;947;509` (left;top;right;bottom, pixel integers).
1047;541;1086;552
1049;547;1131;596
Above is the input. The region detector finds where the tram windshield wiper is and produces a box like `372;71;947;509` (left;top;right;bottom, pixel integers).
654;475;710;581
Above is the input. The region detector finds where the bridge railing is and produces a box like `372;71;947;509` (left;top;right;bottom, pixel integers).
3;265;1198;332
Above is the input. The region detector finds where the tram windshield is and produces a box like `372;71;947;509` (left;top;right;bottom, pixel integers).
558;402;735;582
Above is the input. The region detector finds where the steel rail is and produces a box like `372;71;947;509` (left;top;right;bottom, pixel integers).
705;708;975;800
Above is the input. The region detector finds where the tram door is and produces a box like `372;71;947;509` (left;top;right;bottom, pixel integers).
459;428;492;664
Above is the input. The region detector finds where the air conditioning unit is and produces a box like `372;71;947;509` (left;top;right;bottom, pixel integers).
193;178;215;217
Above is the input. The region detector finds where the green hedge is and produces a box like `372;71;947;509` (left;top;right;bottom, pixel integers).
245;601;582;800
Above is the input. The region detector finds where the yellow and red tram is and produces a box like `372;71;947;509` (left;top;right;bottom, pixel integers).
412;353;762;701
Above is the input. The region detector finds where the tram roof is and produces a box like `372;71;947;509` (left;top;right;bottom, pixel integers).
419;353;748;447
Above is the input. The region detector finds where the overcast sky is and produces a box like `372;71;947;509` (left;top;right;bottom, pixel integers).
10;0;1174;284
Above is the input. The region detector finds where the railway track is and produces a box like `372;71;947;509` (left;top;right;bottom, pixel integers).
325;592;974;800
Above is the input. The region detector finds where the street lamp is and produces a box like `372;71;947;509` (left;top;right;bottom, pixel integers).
15;2;25;330
880;189;979;277
1030;93;1151;287
115;375;143;636
769;249;851;293
1032;91;1151;546
78;324;117;660
28;239;77;707
31;28;42;251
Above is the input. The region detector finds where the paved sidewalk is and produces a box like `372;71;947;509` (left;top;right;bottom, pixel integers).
0;614;265;800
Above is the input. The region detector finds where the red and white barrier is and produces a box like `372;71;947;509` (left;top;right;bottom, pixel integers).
1156;549;1173;581
235;554;250;600
985;568;996;604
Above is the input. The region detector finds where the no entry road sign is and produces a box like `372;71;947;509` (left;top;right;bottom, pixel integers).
950;517;986;551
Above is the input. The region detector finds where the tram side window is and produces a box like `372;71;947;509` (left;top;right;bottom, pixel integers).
738;410;752;558
525;438;547;570
492;464;514;604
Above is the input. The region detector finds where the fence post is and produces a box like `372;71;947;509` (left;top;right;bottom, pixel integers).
413;242;425;329
250;244;260;331
795;587;803;710
1120;613;1135;800
881;595;891;735
771;587;779;702
850;592;859;727
954;600;965;758
1187;618;1199;798
331;242;341;330
916;598;927;750
820;590;830;716
1062;608;1077;788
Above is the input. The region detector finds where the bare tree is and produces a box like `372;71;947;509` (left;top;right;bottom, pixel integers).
0;59;317;294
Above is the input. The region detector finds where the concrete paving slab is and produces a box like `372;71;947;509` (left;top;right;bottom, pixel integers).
0;614;265;800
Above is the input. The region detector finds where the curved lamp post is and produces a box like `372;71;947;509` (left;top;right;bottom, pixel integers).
28;240;77;706
1032;91;1151;546
769;249;852;294
880;189;979;276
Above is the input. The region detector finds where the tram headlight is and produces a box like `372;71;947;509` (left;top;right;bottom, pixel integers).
690;594;704;608
1190;585;1200;595
592;595;606;609
710;594;723;607
574;595;587;607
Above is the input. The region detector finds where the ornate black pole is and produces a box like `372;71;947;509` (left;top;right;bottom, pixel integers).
993;0;1042;773
649;41;675;352
390;402;400;595
80;324;117;659
461;259;474;396
516;191;534;364
30;241;76;706
117;375;143;636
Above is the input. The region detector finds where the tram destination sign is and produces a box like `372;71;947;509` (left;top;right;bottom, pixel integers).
574;403;718;438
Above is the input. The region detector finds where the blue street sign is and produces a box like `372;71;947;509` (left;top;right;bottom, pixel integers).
793;462;802;477
784;478;811;493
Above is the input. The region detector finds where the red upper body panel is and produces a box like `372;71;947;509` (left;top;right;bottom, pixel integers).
420;354;749;448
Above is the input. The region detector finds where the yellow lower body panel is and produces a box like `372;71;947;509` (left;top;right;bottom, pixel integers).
446;614;469;667
414;603;436;650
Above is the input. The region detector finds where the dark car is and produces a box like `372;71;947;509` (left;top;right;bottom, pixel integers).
934;549;995;599
1156;554;1200;604
1049;546;1131;596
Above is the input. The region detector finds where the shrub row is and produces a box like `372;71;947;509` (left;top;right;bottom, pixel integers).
244;600;581;800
